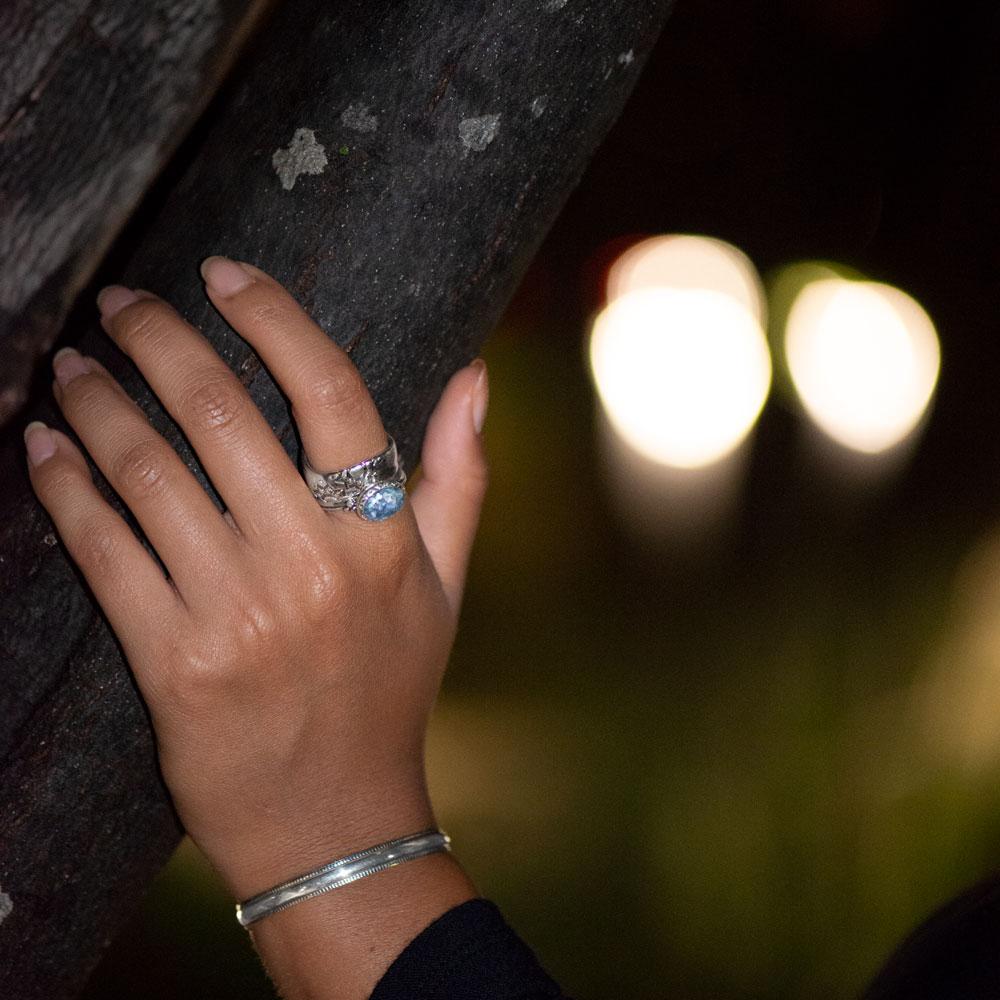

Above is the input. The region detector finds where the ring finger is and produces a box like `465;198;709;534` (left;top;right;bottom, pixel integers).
199;257;412;535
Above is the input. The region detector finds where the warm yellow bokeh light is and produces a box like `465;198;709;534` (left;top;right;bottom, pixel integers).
606;234;765;323
589;288;772;469
785;279;940;454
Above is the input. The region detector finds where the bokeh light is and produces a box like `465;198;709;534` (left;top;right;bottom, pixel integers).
784;278;941;454
589;286;772;468
606;234;766;322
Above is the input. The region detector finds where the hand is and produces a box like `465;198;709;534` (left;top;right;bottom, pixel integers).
24;257;489;905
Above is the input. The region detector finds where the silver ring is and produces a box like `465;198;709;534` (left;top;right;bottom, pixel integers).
302;437;407;521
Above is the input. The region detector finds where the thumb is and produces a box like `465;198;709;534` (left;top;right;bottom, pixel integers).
410;360;489;613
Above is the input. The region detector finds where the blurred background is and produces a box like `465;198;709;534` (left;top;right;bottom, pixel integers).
82;1;1000;997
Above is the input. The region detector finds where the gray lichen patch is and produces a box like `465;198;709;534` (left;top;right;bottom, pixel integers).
458;114;501;156
272;128;329;191
530;95;549;118
0;887;12;924
618;49;635;66
340;103;379;133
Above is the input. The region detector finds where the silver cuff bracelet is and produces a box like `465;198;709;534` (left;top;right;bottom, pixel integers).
236;829;451;927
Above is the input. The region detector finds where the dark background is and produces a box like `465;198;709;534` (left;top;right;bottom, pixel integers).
82;2;1000;997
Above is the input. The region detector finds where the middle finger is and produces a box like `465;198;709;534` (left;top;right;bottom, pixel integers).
97;288;318;540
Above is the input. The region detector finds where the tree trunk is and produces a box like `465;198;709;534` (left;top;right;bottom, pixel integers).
0;0;273;427
0;1;675;996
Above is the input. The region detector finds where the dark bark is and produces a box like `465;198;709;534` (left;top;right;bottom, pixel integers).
0;0;674;996
0;0;272;427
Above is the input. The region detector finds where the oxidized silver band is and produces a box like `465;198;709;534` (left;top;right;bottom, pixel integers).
302;436;407;521
236;829;451;927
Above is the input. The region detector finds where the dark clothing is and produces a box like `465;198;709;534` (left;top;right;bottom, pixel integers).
372;875;1000;1000
861;873;1000;1000
370;898;570;1000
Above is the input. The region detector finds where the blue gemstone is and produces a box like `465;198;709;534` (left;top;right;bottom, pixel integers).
360;485;405;521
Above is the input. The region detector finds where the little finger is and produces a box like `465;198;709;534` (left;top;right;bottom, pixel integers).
25;421;181;637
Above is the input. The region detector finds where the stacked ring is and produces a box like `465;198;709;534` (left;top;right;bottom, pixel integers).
302;437;407;522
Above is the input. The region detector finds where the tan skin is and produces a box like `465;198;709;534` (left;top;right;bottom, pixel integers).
24;257;490;999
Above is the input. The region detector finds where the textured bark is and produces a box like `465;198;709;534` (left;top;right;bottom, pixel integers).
0;0;273;427
0;1;675;996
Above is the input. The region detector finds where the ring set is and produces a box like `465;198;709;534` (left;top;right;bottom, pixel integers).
302;437;407;522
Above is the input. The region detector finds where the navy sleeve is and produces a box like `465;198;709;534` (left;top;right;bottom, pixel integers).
370;898;571;1000
862;874;1000;1000
373;877;1000;999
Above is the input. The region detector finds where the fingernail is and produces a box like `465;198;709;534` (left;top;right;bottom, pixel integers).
24;421;56;467
97;285;139;320
200;256;253;297
470;359;489;434
53;347;93;387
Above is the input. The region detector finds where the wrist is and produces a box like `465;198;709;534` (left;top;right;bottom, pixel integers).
203;780;440;901
247;850;476;1000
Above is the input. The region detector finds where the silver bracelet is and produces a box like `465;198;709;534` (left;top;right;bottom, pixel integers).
235;829;451;927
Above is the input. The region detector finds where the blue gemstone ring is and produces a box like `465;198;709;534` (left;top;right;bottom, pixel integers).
302;437;407;522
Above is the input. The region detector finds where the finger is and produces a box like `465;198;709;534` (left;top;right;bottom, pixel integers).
96;287;317;540
24;421;180;635
409;361;489;611
51;347;239;598
198;257;386;473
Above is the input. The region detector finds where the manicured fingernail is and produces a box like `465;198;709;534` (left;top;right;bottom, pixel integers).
53;347;93;387
470;359;489;434
24;421;56;467
200;256;253;297
97;285;139;320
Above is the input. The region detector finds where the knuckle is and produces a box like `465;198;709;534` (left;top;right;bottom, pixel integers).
59;370;109;420
163;645;231;706
304;365;368;422
233;598;281;648
73;515;124;575
300;554;343;617
247;300;290;330
180;371;245;438
111;437;170;501
110;299;174;355
281;532;345;621
33;459;80;501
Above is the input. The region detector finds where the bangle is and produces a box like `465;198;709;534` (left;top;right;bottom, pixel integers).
235;829;451;927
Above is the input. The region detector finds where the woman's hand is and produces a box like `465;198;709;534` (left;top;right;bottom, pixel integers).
24;258;489;996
